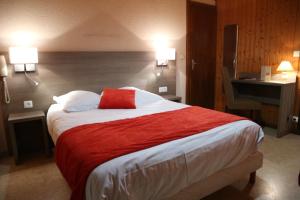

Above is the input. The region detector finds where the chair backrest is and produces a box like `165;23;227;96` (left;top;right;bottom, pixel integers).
222;67;235;106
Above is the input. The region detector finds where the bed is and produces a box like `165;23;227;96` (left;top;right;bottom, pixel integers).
47;88;264;200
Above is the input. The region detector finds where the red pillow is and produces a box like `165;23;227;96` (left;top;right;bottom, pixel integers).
99;88;136;109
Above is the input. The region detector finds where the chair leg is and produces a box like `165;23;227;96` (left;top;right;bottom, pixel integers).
253;110;264;127
249;171;256;185
250;110;254;120
258;110;265;127
225;106;229;113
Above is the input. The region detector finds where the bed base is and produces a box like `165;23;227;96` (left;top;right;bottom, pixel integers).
166;151;263;200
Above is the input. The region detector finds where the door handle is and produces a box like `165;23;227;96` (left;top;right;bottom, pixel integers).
192;59;199;70
233;58;237;66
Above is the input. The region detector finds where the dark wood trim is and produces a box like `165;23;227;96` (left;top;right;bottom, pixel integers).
186;0;191;104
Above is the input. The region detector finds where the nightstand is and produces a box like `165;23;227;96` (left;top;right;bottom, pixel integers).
8;111;50;164
161;95;182;103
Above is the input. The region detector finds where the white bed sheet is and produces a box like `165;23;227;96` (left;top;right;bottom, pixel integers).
47;100;264;200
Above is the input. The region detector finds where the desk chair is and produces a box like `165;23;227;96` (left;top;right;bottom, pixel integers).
222;67;262;121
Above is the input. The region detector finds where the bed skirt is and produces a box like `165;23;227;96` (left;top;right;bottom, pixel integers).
167;151;263;200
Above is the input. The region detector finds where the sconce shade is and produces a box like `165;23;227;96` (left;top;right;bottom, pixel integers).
156;48;176;61
9;47;38;64
277;61;294;72
167;48;176;60
0;55;8;76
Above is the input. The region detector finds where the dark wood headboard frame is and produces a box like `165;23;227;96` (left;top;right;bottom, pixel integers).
2;51;176;114
0;51;176;154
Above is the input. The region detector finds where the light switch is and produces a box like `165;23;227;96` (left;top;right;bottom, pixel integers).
159;86;168;93
293;51;300;58
24;100;33;108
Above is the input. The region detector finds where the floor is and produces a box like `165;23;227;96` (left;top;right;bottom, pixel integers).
0;128;299;200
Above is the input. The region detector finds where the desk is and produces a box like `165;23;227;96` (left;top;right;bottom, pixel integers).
232;79;295;137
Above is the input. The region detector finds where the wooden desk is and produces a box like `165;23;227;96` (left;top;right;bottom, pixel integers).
232;79;295;137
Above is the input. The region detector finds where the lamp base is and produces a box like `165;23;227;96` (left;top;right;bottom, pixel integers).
281;72;289;80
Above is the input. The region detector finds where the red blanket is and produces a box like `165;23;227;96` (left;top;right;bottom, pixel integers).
55;106;246;200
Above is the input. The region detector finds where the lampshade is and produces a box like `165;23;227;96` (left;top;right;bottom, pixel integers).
9;47;38;64
0;55;8;76
156;48;176;61
277;61;294;72
167;48;176;60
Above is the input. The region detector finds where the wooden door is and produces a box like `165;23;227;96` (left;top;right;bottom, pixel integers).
186;1;217;108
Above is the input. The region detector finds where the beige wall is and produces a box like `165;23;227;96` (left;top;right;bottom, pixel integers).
0;0;215;153
0;0;186;50
0;0;188;100
0;0;215;100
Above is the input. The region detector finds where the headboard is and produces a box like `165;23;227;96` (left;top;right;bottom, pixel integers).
3;51;176;114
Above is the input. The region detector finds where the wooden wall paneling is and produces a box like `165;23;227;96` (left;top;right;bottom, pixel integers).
216;0;300;127
292;0;300;115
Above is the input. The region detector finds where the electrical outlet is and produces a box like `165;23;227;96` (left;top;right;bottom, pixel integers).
24;100;33;108
293;51;300;58
159;86;168;93
292;116;299;123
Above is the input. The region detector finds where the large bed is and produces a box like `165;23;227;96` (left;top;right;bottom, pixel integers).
47;88;264;200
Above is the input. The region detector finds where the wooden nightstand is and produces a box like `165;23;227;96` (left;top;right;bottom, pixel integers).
8;111;50;164
161;95;182;103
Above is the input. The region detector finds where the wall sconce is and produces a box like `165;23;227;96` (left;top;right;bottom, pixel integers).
9;47;39;86
9;47;38;72
156;48;176;66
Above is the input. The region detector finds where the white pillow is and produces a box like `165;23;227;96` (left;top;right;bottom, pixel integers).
119;87;164;107
53;90;100;112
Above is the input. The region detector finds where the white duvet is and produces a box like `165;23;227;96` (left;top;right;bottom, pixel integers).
47;100;264;200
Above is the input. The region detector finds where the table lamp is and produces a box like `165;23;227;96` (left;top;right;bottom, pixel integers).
277;60;294;80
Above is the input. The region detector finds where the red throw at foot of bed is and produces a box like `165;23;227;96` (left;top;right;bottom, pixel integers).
55;106;246;200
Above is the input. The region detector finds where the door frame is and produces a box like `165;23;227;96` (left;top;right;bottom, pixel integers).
185;0;217;105
186;0;192;104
